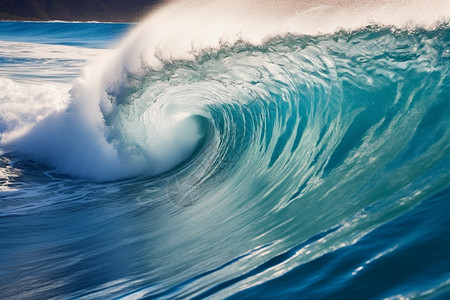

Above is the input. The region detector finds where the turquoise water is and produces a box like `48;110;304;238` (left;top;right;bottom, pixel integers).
0;14;450;300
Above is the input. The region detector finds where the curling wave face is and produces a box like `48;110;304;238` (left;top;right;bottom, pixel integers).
3;0;450;180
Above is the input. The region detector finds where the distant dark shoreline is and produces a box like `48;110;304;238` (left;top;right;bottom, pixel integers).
0;0;163;23
0;19;135;24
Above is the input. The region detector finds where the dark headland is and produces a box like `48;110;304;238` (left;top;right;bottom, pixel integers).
0;0;163;22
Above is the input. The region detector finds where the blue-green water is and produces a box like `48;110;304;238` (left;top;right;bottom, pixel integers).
0;13;449;300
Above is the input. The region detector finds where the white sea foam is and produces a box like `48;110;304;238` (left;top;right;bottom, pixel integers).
0;78;69;142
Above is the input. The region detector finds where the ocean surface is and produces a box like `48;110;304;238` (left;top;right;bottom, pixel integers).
1;1;450;299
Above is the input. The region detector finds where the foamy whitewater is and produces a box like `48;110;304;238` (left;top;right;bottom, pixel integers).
1;0;450;299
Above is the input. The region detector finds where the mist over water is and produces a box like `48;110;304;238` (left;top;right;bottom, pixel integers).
0;1;450;299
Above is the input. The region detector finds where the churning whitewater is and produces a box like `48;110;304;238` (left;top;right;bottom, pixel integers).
1;0;450;299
